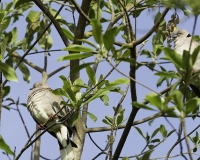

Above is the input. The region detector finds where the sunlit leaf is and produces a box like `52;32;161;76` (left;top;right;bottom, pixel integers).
58;53;94;61
0;62;18;82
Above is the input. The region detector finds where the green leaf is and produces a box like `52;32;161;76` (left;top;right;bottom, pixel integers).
192;46;200;65
102;119;111;126
182;50;192;73
72;78;89;92
151;139;160;143
5;46;18;58
162;47;183;69
11;27;18;45
2;86;10;98
19;62;30;83
86;112;97;122
151;128;160;139
145;92;163;110
116;58;136;66
159;124;167;138
59;75;70;91
62;27;74;41
171;90;183;112
86;65;96;85
0;62;18;82
167;129;176;137
58;53;94;61
185;98;200;115
109;78;129;86
26;10;40;23
59;76;76;102
77;39;97;49
155;71;181;79
90;19;103;46
116;113;123;126
132;101;155;110
122;157;129;160
0;37;9;60
0;135;14;155
105;116;113;124
62;45;94;52
68;111;80;127
100;95;109;106
38;35;53;50
5;2;13;11
135;127;145;139
52;88;68;97
84;89;109;105
103;27;118;51
70;62;95;76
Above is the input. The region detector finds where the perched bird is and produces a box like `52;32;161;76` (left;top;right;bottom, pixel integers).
27;82;75;160
172;29;200;73
172;29;200;97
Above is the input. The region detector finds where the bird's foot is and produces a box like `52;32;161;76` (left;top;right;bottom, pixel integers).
48;114;55;121
37;124;45;130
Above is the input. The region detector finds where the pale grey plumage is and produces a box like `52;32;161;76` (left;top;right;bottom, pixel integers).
172;29;200;72
27;82;75;160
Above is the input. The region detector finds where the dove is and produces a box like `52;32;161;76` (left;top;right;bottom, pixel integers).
27;82;75;160
172;29;200;97
172;29;200;73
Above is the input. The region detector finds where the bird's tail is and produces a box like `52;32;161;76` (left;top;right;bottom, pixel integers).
56;126;75;160
60;141;74;160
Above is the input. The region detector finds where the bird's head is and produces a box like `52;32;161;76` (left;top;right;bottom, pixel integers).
30;82;50;90
171;29;191;39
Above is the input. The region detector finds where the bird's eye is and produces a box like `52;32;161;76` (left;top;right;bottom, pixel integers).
177;32;181;35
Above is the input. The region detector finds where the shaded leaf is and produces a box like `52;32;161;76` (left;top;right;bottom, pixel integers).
2;86;10;98
103;27;117;51
70;62;95;76
84;89;109;105
155;71;181;79
160;124;167;138
132;101;155;110
68;111;80;127
90;19;103;46
0;135;14;155
135;127;145;139
19;62;30;83
86;65;96;85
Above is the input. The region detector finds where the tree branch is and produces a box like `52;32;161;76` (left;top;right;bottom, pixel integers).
132;7;169;46
70;0;91;22
8;48;43;73
33;0;70;47
48;63;70;79
70;1;92;159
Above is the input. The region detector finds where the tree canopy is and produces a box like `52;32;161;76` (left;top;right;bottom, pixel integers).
0;0;200;160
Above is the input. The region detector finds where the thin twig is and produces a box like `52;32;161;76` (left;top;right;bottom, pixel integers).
108;84;129;159
70;0;91;22
166;124;200;159
105;57;161;95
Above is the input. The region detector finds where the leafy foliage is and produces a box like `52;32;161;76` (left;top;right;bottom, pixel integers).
0;0;200;160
